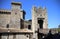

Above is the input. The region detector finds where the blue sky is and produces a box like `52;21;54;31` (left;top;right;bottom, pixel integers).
0;0;60;28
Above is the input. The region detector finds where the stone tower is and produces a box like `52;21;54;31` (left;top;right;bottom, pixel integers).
32;6;48;39
10;2;25;29
0;2;25;29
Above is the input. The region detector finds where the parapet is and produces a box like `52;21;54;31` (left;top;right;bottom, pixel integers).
0;9;11;14
32;6;47;13
37;6;43;12
38;6;42;9
11;2;21;5
38;6;46;11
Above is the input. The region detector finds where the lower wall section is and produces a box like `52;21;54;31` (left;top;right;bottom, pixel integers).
16;34;28;39
9;35;13;39
1;34;8;39
0;34;31;39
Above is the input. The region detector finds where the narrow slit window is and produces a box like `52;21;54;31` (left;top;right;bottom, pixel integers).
28;25;31;29
6;24;9;28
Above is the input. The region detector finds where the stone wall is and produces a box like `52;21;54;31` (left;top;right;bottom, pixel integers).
0;14;10;28
1;34;30;39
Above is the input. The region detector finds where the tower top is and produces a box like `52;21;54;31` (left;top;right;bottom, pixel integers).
11;2;22;9
11;2;21;5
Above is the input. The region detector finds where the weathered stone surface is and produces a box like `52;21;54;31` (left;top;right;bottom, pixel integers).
0;1;58;39
32;6;48;39
0;2;33;39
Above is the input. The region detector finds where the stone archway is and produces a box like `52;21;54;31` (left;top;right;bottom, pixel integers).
38;19;43;29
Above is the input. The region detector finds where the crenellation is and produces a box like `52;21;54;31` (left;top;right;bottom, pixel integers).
0;10;11;13
38;6;42;11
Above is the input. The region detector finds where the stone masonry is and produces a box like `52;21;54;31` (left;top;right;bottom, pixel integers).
0;2;58;39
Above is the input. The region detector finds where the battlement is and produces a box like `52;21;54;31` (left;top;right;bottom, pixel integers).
32;6;46;13
0;9;11;14
0;9;11;12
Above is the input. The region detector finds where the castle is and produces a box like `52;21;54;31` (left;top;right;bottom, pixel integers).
0;2;58;39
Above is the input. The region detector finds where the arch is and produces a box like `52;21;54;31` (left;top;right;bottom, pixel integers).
38;20;43;29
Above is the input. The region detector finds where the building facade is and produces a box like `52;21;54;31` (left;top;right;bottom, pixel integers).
0;2;57;39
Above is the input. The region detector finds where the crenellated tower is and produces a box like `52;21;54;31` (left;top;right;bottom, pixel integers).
32;6;48;39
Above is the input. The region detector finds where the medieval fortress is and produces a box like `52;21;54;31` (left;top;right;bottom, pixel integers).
0;2;58;39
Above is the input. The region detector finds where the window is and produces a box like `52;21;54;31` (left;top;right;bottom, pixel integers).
20;19;24;29
28;25;31;29
6;24;9;28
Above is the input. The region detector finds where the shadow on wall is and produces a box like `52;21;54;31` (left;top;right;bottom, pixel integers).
43;30;60;39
